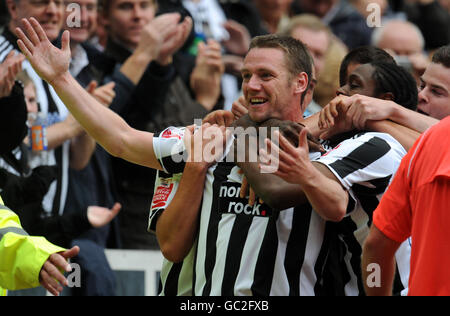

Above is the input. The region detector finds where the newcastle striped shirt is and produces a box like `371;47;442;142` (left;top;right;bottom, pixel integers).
316;132;411;296
149;127;335;296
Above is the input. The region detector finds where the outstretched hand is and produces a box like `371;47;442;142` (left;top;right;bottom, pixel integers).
0;51;25;98
15;18;71;85
87;202;122;228
87;81;116;107
156;15;193;65
39;246;80;296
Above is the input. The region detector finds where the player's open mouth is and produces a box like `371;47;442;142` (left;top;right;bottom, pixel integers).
249;98;268;106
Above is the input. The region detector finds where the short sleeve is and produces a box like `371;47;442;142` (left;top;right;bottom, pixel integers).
153;127;187;174
315;133;406;214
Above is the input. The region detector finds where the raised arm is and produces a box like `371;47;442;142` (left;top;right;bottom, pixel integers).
318;95;423;150
15;18;162;171
319;95;438;134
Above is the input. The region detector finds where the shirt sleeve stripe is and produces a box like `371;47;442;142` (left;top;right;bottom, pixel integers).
328;136;391;180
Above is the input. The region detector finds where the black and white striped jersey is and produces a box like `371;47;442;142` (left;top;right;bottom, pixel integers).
148;128;194;296
150;126;334;296
0;30;70;217
316;132;411;296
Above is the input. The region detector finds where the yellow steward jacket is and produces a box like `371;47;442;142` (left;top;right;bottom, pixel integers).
0;197;65;296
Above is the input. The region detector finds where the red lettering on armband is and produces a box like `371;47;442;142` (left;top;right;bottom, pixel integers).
161;128;182;140
152;183;174;209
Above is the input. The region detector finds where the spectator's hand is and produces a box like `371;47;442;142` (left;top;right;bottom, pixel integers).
0;51;24;98
87;202;122;228
231;95;248;119
203;110;235;127
16;18;71;86
39;246;80;296
190;40;225;111
184;123;231;168
222;20;251;56
87;81;116;107
259;129;312;184
135;13;184;65
156;15;193;65
222;54;244;76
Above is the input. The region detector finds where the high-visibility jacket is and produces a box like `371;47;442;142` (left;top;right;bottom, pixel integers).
0;197;65;296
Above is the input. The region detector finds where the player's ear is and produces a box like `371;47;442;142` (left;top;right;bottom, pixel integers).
294;72;309;95
6;0;18;21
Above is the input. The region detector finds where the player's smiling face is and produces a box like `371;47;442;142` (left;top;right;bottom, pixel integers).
241;47;301;123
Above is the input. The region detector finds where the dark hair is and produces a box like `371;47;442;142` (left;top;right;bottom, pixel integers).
249;34;313;104
340;46;395;86
432;45;450;68
370;61;418;111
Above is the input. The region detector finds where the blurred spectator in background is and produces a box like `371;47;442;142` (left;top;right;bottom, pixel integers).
252;0;293;33
439;0;450;11
158;0;266;110
315;35;348;107
61;0;124;296
98;0;224;250
280;14;348;111
385;0;450;51
291;0;373;49
372;19;424;57
279;14;330;115
2;0;123;296
372;19;430;83
402;0;450;51
350;0;407;21
0;56;80;297
2;0;95;220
